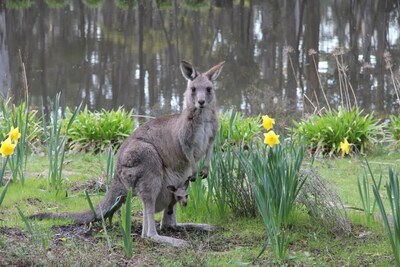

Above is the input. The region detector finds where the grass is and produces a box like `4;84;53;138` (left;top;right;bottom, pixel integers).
0;152;399;266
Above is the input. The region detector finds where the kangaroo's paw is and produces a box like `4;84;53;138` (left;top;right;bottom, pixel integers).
147;234;188;247
188;174;197;182
199;166;209;179
176;223;215;232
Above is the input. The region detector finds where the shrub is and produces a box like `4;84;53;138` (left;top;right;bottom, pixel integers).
0;101;42;150
388;115;400;141
1;98;40;184
218;111;262;147
208;142;257;218
239;139;305;259
65;106;135;153
292;107;381;155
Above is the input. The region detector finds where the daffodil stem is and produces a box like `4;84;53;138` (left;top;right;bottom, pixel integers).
0;156;10;185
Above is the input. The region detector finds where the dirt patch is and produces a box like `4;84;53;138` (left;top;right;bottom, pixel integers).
70;178;107;193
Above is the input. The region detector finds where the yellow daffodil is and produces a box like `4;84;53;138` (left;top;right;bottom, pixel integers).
340;138;351;157
262;115;275;130
9;127;21;143
264;130;280;148
0;138;16;157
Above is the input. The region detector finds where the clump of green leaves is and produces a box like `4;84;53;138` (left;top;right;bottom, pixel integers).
1;97;41;184
388;115;400;141
218;111;262;147
120;189;133;258
47;93;81;192
65;106;135;153
292;107;381;155
357;159;382;224
371;167;400;265
239;140;305;259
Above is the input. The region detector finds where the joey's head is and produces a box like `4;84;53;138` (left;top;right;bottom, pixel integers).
180;61;225;110
167;179;190;207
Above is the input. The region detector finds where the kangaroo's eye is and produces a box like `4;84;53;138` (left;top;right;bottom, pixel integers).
177;196;182;200
191;87;196;93
206;87;212;93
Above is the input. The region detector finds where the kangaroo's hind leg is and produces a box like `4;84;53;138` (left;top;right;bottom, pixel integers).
123;141;188;247
141;192;188;247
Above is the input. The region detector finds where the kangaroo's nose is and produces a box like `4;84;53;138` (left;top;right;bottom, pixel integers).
198;100;205;106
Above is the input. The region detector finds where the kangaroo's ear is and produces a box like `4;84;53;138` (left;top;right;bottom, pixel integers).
205;61;225;81
167;185;177;192
180;60;197;81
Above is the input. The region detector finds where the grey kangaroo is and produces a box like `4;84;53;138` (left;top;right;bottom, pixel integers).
166;179;190;215
31;60;225;247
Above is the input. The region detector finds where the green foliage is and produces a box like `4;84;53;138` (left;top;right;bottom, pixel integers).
120;189;133;258
209;143;257;218
105;147;115;191
371;167;400;265
47;93;82;192
239;140;305;259
357;159;382;224
17;206;50;251
5;0;32;9
218;111;262;147
388;115;400;141
0;180;11;207
292;108;381;155
65;106;134;153
0;156;9;186
45;0;68;8
83;0;104;8
0;98;40;184
181;0;208;10
114;0;137;10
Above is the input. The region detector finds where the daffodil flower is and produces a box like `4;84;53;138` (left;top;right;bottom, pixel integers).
0;138;16;157
340;138;351;157
262;115;275;130
9;127;21;143
264;130;280;148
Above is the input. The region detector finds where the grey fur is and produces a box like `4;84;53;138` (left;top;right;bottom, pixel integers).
30;61;225;247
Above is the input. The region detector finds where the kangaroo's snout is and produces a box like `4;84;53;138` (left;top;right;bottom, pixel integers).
198;100;205;107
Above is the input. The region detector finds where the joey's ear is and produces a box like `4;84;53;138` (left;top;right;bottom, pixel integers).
167;185;177;192
180;60;197;81
205;61;225;81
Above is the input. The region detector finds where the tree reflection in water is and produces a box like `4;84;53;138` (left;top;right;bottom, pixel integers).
1;0;399;122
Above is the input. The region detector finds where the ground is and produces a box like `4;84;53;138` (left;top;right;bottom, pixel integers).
0;152;398;266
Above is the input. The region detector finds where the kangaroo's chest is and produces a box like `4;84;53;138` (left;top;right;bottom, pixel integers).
192;121;215;160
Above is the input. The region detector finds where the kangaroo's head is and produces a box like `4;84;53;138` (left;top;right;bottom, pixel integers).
180;61;225;110
167;179;190;207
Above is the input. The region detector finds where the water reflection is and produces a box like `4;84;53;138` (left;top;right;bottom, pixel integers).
1;0;399;122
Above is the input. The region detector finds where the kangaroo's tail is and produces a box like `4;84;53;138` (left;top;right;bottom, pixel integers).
30;177;128;224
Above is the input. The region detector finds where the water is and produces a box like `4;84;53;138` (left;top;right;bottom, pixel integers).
1;0;400;122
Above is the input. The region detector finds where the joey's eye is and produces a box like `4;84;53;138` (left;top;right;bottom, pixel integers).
206;87;212;93
191;87;196;93
177;196;182;200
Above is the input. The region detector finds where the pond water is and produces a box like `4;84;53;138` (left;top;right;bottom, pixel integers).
1;0;400;121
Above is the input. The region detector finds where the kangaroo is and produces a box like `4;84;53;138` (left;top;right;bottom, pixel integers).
30;61;225;247
166;179;190;215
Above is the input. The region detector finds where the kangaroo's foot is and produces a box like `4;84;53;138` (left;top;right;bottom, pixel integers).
147;234;188;247
178;223;215;231
162;223;215;232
